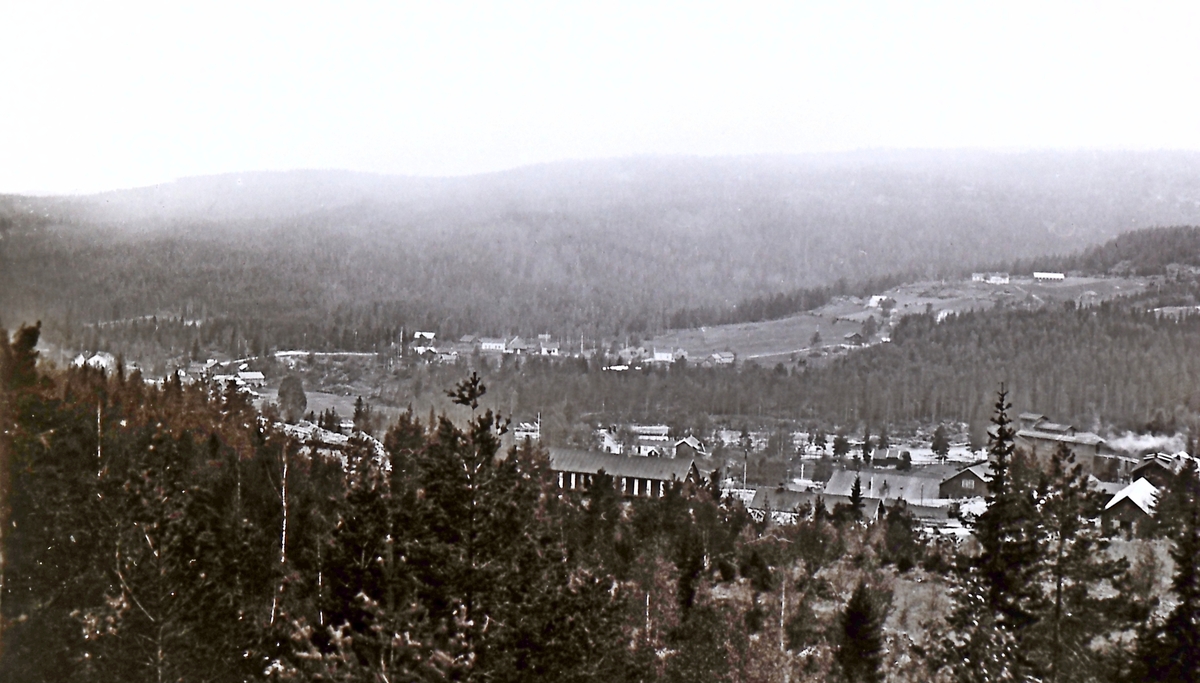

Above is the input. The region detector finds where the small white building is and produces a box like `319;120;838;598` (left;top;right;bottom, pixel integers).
514;418;541;442
479;337;507;352
237;371;266;387
1034;272;1066;281
85;352;118;373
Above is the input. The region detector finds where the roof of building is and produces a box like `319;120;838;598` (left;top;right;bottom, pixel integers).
1132;452;1191;477
1037;422;1075;434
675;436;706;452
749;487;882;519
1018;412;1046;422
941;462;994;485
824;470;945;504
1104;477;1159;516
548;448;699;482
1087;476;1126;497
1017;429;1106;448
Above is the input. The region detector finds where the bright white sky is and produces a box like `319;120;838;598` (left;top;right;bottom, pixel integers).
3;1;1199;194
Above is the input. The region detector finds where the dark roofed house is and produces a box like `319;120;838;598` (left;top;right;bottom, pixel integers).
548;448;703;498
939;463;992;499
1130;452;1192;490
843;332;865;345
674;435;707;459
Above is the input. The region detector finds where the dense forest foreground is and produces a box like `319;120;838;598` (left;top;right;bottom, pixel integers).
6;151;1200;343
3;325;1200;682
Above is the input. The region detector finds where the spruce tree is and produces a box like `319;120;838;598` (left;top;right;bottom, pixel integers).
932;423;951;462
1134;458;1200;683
938;386;1043;682
1029;443;1134;683
834;582;885;683
850;474;865;521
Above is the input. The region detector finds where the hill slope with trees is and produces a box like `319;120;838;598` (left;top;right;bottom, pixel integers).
5;151;1200;347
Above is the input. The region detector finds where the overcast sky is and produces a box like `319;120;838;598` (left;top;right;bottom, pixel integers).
3;1;1200;194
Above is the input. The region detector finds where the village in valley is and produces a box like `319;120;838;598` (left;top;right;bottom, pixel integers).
66;269;1182;547
12;8;1200;677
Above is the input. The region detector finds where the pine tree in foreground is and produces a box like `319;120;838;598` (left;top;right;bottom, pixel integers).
834;582;885;683
936;386;1042;682
1028;443;1134;683
1133;458;1200;683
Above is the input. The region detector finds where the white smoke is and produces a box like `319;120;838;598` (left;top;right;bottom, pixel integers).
1107;431;1188;456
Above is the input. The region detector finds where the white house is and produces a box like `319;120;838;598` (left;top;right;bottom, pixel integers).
85;352;118;373
479;337;507;352
237;371;266;387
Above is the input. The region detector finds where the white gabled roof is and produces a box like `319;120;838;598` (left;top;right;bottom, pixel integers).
1105;477;1159;516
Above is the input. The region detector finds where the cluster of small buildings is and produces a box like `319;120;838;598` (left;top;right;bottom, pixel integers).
1100;451;1196;537
408;331;563;363
408;330;741;369
969;272;1065;284
71;352;266;395
971;272;1011;285
594;425;710;458
545;407;1188;542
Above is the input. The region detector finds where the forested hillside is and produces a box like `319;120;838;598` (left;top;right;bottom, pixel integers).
1023;225;1200;276
352;293;1200;444
5;151;1200;345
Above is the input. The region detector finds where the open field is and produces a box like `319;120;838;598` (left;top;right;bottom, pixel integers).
645;275;1152;365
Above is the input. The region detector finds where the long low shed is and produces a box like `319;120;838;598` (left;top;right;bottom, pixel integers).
548;448;701;497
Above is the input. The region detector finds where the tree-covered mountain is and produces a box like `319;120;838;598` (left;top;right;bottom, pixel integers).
5;151;1200;345
1018;225;1200;276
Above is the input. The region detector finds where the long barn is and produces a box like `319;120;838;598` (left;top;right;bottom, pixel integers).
548;448;703;497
